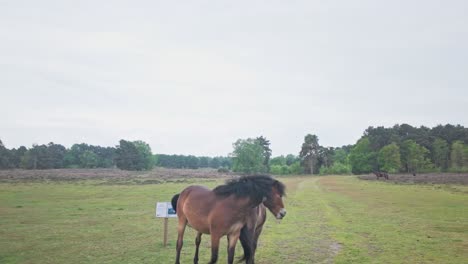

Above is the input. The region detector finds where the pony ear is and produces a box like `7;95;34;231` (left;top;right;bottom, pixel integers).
273;180;281;189
273;180;286;196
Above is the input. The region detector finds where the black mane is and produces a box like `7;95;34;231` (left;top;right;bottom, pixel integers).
213;175;285;204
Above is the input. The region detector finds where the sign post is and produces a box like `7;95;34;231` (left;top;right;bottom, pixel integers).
156;202;177;247
163;218;168;246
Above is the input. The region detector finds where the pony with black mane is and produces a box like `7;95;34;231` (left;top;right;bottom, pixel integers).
373;171;389;180
171;175;286;264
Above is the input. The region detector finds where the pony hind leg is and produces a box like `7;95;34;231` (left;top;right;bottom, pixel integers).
175;217;188;264
252;224;264;260
239;225;255;264
193;232;202;264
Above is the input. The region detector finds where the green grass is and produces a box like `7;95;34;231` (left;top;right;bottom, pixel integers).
0;176;467;263
317;177;468;264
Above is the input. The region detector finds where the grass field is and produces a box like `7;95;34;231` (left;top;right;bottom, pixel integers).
0;173;467;263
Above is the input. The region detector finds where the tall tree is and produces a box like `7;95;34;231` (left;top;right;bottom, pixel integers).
431;138;449;170
10;146;27;168
91;146;115;168
364;126;398;151
400;140;433;174
333;148;349;164
219;157;232;169
0;140;14;169
64;143;88;168
377;143;401;173
450;141;466;172
21;144;50;169
299;134;320;174
115;140;144;170
255;136;272;172
348;137;376;174
210;157;221;168
199;157;210;168
185;155;199;169
319;147;352;175
318;146;334;169
47;142;66;169
79;150;98;168
133;140;154;170
431;124;468;145
231;138;265;174
285;154;298;166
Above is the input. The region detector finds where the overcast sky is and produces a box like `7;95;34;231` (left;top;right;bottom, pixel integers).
1;0;467;156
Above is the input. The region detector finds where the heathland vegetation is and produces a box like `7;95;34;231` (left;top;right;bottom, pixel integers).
1;124;468;174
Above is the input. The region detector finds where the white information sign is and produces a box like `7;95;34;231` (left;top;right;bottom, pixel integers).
156;202;177;218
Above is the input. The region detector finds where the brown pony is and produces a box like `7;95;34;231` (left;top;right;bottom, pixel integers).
373;171;389;180
171;175;286;264
238;204;267;264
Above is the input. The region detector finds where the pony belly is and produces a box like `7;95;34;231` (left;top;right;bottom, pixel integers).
184;209;211;233
183;206;212;234
187;220;211;234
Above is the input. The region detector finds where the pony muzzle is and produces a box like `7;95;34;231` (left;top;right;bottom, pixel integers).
276;208;287;219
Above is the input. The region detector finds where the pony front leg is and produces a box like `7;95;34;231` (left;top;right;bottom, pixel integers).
193;232;202;264
208;233;221;264
227;231;241;264
175;218;187;264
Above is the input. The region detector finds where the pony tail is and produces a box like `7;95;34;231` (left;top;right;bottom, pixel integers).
171;194;180;212
238;225;254;264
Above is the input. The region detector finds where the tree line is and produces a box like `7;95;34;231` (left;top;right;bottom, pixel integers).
346;124;468;174
0;139;230;171
155;154;232;170
229;124;468;175
1;123;468;174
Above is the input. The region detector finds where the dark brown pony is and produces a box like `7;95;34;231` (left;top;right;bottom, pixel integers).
373;171;389;180
171;175;286;264
238;204;267;264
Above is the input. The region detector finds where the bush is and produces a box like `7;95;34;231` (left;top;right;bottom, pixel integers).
320;162;352;175
289;161;303;174
270;162;303;175
270;165;289;175
217;167;230;173
270;165;282;175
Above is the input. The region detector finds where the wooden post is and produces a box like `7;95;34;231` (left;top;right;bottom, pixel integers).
163;217;169;247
